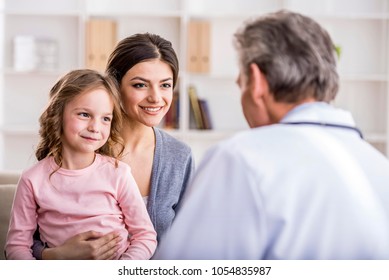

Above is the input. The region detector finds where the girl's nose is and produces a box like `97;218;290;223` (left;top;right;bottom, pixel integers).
88;120;99;133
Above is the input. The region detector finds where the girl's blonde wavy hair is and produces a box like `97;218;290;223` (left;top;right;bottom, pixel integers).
35;69;124;168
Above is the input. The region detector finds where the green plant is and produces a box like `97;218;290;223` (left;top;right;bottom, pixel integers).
334;44;342;60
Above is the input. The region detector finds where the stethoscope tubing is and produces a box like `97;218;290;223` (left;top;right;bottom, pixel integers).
281;121;364;139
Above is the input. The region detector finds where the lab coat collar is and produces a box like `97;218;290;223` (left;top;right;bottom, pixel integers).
280;102;356;127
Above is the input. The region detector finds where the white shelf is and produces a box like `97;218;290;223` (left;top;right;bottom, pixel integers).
88;10;183;18
3;68;68;76
365;133;388;143
305;13;389;20
1;125;38;135
166;129;243;140
1;0;389;170
340;74;388;82
4;11;82;16
190;73;389;82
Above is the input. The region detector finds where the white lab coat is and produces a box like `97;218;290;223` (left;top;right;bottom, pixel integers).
154;102;389;259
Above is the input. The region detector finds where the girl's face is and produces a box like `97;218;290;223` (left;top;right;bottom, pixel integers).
61;87;114;157
120;59;174;127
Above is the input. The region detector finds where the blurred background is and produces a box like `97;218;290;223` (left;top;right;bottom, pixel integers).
0;0;388;171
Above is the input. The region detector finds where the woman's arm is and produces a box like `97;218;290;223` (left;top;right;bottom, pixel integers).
119;167;157;260
31;228;45;259
41;231;122;260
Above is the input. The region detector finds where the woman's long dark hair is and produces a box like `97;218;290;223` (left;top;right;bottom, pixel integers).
106;33;179;89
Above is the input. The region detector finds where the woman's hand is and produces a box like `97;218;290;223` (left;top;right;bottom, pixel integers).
41;231;122;260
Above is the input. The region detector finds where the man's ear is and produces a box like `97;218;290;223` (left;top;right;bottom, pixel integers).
249;63;269;101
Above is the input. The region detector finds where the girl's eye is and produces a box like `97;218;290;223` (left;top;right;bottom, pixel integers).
103;116;112;122
79;112;89;118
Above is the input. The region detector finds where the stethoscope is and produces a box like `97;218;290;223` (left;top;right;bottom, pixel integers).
281;121;364;139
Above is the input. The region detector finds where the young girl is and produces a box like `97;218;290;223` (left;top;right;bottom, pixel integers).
5;69;157;260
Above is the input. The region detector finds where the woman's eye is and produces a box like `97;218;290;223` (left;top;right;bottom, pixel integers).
161;83;172;89
133;83;146;88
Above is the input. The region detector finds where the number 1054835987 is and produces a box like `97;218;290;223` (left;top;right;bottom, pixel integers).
211;266;271;276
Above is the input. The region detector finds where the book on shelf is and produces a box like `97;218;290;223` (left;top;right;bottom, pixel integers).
186;20;210;73
85;19;117;71
188;85;212;130
198;99;212;130
164;90;180;129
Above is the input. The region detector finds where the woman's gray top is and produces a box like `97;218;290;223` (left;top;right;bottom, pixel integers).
147;127;194;242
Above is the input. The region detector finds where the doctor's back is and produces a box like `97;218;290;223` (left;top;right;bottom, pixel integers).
154;113;389;259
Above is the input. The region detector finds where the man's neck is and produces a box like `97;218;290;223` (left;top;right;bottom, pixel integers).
266;96;317;124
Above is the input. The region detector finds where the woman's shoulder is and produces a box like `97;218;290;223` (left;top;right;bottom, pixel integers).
154;127;191;154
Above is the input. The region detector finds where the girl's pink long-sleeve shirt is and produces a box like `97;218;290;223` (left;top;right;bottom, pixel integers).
5;154;157;259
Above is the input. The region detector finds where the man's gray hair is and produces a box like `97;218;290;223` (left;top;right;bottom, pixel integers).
234;10;339;103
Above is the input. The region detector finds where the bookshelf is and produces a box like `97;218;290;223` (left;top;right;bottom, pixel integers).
0;0;389;170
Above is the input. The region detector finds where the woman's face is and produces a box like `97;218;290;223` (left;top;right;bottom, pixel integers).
120;59;174;127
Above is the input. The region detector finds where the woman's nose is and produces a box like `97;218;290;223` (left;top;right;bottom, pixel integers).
147;87;162;103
